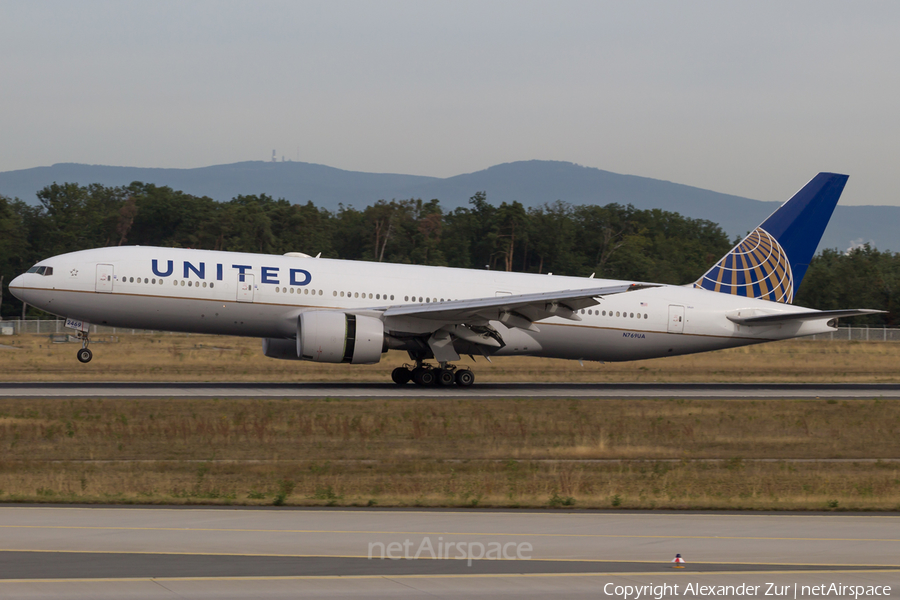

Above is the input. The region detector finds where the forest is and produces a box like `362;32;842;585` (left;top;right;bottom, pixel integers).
0;181;897;324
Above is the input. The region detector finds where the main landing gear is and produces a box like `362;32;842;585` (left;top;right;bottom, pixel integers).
76;332;92;363
391;362;475;387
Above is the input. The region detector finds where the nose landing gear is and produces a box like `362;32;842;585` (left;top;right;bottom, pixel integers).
76;333;93;363
391;362;475;387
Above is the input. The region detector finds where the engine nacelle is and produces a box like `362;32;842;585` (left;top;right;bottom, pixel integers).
298;311;385;364
262;338;301;360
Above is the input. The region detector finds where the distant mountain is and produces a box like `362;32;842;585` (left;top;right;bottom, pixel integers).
0;160;894;252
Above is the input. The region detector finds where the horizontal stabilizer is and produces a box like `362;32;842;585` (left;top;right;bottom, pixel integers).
727;309;885;326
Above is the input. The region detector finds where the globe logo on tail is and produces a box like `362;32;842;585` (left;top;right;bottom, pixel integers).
693;227;793;304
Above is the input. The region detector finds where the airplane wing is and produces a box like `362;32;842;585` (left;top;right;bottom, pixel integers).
727;309;885;326
382;283;655;331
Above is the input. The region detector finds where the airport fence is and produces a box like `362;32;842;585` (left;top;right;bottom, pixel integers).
0;319;165;337
1;318;900;341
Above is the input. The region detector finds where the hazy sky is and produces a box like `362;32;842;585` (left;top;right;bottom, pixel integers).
2;1;899;205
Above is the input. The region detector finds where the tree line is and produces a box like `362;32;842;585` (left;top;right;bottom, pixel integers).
0;182;896;325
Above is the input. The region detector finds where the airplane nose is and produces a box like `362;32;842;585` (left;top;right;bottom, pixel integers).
8;274;27;301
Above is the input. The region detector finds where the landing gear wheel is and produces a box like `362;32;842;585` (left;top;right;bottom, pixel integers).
77;348;93;363
391;367;411;385
436;369;455;386
412;367;435;386
455;369;474;387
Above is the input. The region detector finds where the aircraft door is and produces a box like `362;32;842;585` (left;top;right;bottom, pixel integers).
95;264;114;293
667;305;685;334
236;274;255;303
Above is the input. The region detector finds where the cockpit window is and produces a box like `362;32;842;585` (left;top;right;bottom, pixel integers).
26;266;52;276
43;267;53;276
26;266;40;273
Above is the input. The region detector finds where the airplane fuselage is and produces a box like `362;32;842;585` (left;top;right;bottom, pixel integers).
9;246;834;363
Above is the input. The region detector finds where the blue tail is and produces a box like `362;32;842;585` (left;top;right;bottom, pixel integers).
693;172;848;304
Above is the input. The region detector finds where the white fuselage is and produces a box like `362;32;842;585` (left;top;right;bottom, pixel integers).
9;246;834;362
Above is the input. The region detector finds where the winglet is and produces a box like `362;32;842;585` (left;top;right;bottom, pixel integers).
693;173;848;304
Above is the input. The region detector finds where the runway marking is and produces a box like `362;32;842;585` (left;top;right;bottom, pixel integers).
0;549;896;568
2;569;899;584
2;524;898;543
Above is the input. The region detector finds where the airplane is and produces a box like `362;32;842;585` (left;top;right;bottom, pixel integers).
8;172;883;386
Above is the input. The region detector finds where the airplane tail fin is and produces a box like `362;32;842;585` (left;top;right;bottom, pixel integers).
692;173;848;304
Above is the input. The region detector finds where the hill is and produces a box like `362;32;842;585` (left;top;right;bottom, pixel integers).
0;160;894;252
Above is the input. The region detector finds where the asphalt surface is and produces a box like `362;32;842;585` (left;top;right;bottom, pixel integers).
4;381;900;398
5;552;882;579
0;507;898;598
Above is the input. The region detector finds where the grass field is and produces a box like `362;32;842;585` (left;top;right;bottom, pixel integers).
1;396;898;510
4;332;900;382
2;333;900;510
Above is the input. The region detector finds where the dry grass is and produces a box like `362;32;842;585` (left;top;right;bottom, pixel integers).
1;397;898;510
3;333;900;382
4;333;899;509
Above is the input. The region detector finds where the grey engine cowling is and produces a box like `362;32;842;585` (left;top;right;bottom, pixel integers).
262;311;384;364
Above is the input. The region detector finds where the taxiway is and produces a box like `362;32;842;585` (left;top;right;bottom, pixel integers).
0;507;897;599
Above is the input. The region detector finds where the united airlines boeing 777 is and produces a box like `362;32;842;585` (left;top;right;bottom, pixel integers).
8;173;881;386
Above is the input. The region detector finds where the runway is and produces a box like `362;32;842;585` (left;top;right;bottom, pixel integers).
0;507;897;599
4;381;900;399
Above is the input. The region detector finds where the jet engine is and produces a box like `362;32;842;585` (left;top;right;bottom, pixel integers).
298;311;385;364
262;338;299;360
262;312;385;364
